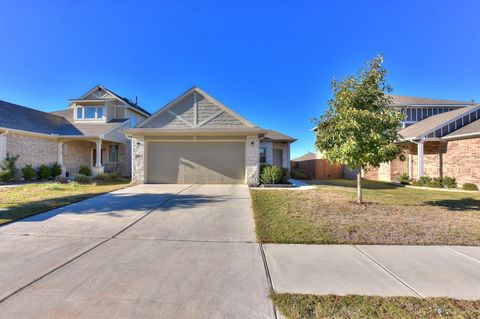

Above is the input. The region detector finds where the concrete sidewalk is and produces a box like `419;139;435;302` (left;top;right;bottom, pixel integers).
263;244;480;300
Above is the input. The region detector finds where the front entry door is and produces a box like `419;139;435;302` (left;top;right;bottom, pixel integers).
273;149;283;167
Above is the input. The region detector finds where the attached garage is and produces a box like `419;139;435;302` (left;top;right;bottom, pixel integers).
146;140;245;184
126;87;295;186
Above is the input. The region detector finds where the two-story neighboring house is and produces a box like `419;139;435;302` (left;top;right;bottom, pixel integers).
0;85;150;177
359;95;480;187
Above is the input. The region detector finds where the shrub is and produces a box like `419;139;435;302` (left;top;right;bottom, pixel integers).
51;162;62;178
94;173;108;181
260;165;287;184
411;180;420;186
38;164;52;180
426;177;442;188
78;165;92;176
462;183;479;191
54;175;69;184
417;176;432;186
22;165;37;181
0;154;19;182
75;174;92;184
443;176;457;189
398;173;410;185
290;168;312;180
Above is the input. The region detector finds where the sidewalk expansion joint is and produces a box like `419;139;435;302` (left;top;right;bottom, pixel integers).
353;245;424;298
259;243;278;319
443;246;480;264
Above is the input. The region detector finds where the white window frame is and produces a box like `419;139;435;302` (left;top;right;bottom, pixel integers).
75;105;106;121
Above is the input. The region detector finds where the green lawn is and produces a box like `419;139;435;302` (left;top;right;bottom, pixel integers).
251;179;480;245
0;180;130;224
271;293;480;319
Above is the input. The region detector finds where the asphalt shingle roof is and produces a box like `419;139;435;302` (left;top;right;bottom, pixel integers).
292;152;316;161
445;118;480;138
388;94;475;107
0;100;82;135
261;130;297;142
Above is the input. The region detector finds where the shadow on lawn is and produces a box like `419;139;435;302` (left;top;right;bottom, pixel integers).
308;179;401;190
424;198;480;212
0;192;225;224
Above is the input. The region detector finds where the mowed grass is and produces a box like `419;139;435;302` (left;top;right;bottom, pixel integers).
271;293;480;319
250;179;480;245
0;180;130;224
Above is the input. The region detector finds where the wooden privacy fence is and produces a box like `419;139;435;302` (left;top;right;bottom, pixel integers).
291;159;344;179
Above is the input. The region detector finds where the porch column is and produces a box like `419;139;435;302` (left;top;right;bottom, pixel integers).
0;131;7;161
417;140;424;178
93;139;104;176
57;142;66;177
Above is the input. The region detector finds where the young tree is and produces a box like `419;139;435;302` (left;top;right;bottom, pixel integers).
314;55;404;204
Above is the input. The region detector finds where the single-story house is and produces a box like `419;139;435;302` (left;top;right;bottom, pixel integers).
1;86;295;185
0;85;150;177
356;95;480;187
291;152;316;162
125;86;296;185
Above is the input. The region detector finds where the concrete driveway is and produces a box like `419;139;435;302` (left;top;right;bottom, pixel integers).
0;184;274;319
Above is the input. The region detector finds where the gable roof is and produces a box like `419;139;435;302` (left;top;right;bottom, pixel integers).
292;152;316;161
261;130;297;142
0;100;82;136
73;85;151;116
387;94;475;107
444;118;480;139
399;105;480;140
138;86;257;129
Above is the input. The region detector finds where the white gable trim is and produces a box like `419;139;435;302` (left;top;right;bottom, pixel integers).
197;110;224;127
167;110;194;127
138;87;257;128
69;85;150;117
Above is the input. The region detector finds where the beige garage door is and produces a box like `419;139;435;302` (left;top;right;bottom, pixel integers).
146;142;245;184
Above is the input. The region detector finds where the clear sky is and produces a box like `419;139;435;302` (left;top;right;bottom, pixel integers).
1;0;479;158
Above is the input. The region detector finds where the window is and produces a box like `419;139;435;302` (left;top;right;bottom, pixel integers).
76;106;105;120
109;145;119;163
259;147;267;164
85;107;96;119
77;107;83;119
96;107;103;118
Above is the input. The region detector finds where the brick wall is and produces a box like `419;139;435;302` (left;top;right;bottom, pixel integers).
409;138;480;187
6;133;57;169
63;141;93;176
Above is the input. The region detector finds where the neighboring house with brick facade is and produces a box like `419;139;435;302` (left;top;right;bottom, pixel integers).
346;95;480;188
125;86;295;185
0;85;150;177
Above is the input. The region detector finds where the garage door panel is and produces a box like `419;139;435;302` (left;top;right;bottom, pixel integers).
147;142;245;184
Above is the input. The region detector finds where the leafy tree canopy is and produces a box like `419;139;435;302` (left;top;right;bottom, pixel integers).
315;55;404;170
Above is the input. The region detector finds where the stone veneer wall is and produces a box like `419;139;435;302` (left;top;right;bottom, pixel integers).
131;136;144;183
245;135;260;185
63;141;93;176
6;133;57;169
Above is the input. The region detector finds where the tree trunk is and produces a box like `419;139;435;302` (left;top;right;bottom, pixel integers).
357;170;362;205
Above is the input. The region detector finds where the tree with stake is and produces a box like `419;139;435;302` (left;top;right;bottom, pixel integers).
314;55;404;204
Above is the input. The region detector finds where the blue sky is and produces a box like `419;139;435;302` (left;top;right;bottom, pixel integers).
1;0;479;158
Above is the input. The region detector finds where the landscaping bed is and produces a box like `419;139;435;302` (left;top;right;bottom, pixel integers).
0;180;130;225
271;293;480;319
251;179;480;245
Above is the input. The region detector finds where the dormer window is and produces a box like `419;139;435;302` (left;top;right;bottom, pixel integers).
76;106;105;120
